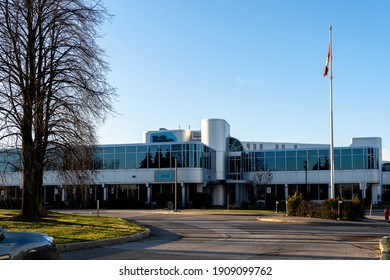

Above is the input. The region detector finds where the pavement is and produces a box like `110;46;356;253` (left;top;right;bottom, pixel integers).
257;211;389;260
57;209;389;260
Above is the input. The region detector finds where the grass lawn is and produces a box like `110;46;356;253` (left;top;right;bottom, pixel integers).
0;210;146;244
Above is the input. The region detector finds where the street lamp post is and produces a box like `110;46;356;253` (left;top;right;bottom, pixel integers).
304;160;308;190
174;158;177;212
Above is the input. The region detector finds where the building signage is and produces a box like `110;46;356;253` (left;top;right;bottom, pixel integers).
150;132;177;143
155;171;175;182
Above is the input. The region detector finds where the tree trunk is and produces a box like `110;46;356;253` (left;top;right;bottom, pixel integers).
21;143;44;217
21;117;44;216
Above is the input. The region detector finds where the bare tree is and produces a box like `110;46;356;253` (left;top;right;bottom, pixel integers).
0;0;116;217
252;169;273;206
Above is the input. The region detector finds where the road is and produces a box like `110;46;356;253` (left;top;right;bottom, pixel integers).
60;210;390;260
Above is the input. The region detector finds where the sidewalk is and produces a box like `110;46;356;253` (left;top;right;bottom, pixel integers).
256;212;389;260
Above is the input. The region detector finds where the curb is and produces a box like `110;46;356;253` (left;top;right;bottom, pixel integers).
379;236;389;260
57;229;151;253
256;216;347;225
257;215;390;226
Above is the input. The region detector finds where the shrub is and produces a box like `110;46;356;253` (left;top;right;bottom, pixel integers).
341;195;364;221
287;193;303;216
320;195;364;221
297;200;321;217
320;198;339;220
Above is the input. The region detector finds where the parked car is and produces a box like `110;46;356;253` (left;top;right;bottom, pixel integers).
0;227;59;260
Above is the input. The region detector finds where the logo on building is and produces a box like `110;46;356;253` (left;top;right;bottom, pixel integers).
154;171;175;182
150;132;177;143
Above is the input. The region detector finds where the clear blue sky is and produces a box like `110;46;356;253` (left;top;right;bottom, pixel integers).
98;0;390;159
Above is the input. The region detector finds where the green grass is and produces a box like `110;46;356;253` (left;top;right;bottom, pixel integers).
0;210;146;244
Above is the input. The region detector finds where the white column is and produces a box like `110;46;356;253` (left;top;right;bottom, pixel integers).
103;184;107;201
61;185;66;201
146;183;151;204
181;183;185;208
284;184;288;199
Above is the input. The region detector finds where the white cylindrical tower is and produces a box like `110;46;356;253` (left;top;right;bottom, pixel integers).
201;119;230;180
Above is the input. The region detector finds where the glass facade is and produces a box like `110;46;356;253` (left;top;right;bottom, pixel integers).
0;150;21;172
0;143;216;172
93;143;216;171
243;147;379;172
0;145;380;174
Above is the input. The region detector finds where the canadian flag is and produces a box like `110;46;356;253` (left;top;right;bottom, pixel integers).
323;43;331;77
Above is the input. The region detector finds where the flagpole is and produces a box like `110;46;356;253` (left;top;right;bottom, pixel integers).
329;25;335;199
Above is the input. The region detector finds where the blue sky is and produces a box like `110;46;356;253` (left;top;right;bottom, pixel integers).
98;0;390;159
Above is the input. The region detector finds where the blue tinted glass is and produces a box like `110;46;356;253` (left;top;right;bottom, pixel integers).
115;146;125;153
286;150;296;171
137;146;147;152
297;156;306;171
126;146;136;152
94;153;103;169
319;150;330;170
104;146;115;154
297;150;307;157
115;153;125;169
286;150;296;157
126;153;137;169
310;151;318;170
137;151;147;168
104;154;115;169
341;148;352;155
149;145;159;152
172;144;182;152
341;154;352;170
352;148;365;169
265;157;275;171
276;156;285;171
334;154;341;170
275;151;286;171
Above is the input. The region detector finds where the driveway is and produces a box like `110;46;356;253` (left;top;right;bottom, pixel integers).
59;210;390;260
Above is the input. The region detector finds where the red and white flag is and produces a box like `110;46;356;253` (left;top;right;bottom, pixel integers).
323;43;331;76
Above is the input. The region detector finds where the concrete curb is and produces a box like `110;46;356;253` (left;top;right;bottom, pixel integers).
379;236;389;260
57;229;151;253
257;215;390;226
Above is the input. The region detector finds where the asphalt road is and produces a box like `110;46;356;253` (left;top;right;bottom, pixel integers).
60;210;390;260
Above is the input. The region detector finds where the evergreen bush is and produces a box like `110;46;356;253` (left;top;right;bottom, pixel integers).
287;193;303;216
297;200;320;217
341;195;364;220
320;198;339;220
286;194;364;221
